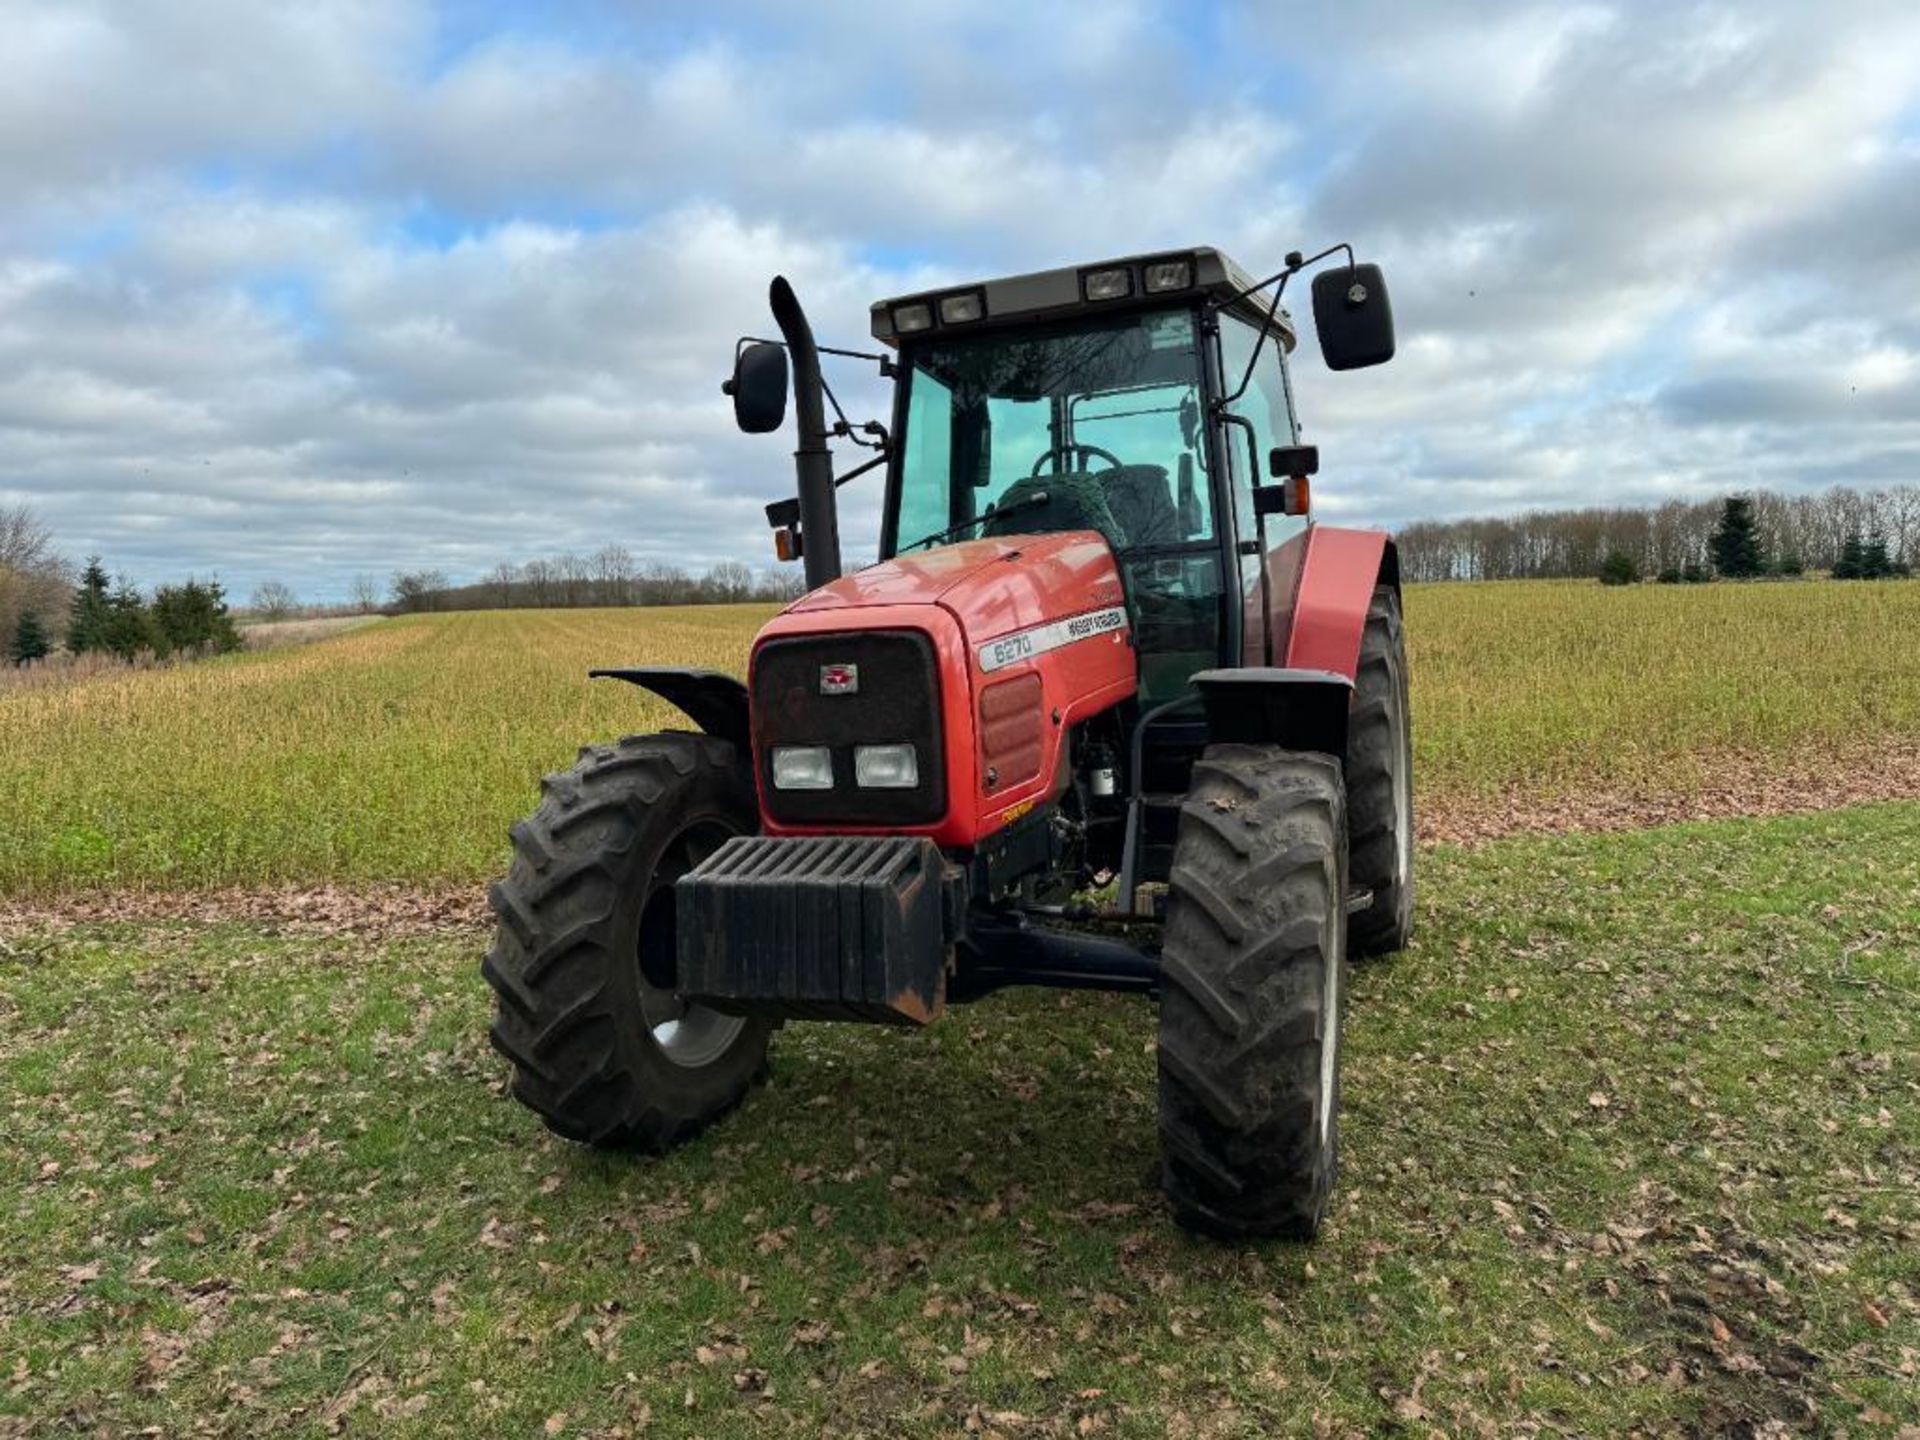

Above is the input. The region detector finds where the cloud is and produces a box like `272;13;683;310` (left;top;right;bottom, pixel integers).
0;0;1916;599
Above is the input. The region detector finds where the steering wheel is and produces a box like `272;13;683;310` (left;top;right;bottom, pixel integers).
1029;442;1122;477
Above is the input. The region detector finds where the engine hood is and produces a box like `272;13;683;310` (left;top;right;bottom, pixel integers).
783;531;1126;638
783;536;1029;612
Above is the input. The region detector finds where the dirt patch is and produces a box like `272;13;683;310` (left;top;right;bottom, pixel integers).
1419;737;1920;847
0;881;490;940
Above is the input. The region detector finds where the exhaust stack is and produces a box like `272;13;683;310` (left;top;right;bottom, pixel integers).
769;276;842;589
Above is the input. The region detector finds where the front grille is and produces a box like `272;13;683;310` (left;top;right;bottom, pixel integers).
752;630;946;826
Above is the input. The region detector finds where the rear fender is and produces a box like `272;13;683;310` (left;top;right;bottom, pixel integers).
1193;667;1355;757
590;667;751;753
1284;527;1398;680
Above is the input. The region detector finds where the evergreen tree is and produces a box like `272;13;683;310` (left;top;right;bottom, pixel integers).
1862;530;1893;580
100;579;161;660
9;609;51;665
1598;550;1639;586
1681;560;1710;584
1708;495;1765;578
67;557;112;654
1833;533;1866;580
1774;553;1804;577
151;579;242;655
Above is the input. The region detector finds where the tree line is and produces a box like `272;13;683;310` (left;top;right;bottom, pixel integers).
3;504;245;667
386;546;805;613
1396;483;1920;583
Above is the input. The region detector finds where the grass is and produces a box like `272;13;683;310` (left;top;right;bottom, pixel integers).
2;803;1915;1435
5;582;1920;894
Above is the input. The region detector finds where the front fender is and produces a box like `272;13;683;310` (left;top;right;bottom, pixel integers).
590;667;751;753
1284;527;1398;680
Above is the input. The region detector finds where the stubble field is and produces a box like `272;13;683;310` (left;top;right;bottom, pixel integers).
2;581;1918;1437
4;581;1920;895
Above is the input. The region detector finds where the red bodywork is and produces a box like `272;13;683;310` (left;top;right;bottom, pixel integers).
749;523;1393;850
1244;524;1395;679
750;533;1136;849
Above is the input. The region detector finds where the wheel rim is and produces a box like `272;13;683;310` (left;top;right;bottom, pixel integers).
635;816;748;1069
1320;897;1341;1147
1393;708;1414;890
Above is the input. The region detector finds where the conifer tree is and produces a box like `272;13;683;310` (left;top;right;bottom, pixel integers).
67;557;111;654
9;609;50;665
1708;495;1764;578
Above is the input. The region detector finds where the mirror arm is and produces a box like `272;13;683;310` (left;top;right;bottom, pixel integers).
832;451;887;489
1213;242;1359;407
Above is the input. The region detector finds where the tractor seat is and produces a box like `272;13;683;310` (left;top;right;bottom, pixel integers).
1103;465;1180;548
981;474;1129;549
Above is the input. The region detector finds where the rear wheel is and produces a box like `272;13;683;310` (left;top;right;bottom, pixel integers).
1157;745;1349;1239
482;733;773;1150
1346;585;1414;956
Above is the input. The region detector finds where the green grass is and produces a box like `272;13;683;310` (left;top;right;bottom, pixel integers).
4;581;1919;894
4;805;1914;1436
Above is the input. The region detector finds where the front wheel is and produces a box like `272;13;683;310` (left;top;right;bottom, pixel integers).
482;733;773;1150
1157;745;1349;1239
1347;585;1414;956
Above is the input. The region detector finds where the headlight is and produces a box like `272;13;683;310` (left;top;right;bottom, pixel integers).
1142;257;1193;293
771;745;834;790
854;744;918;789
938;290;985;324
1081;266;1133;301
892;302;933;334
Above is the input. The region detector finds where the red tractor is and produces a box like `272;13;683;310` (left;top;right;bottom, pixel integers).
484;246;1411;1238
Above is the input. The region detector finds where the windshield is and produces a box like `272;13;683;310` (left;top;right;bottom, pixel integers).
890;308;1213;556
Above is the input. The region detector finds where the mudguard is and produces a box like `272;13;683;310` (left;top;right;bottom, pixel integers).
589;667;751;753
1192;667;1354;756
1284;526;1399;680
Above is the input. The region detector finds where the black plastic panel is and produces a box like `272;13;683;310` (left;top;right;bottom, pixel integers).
752;630;946;826
676;835;952;1025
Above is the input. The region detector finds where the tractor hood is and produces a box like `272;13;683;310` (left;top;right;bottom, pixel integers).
783;536;1029;612
783;532;1127;635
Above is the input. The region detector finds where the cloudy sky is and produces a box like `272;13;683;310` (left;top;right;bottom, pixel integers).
3;1;1917;600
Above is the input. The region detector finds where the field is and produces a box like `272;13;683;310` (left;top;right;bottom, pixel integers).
4;582;1920;895
3;582;1919;1436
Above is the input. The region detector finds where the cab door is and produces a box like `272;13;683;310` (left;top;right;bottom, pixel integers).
1214;312;1309;665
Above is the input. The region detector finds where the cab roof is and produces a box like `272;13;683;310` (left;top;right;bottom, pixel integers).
869;245;1296;350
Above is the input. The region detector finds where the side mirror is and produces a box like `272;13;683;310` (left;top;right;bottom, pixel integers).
1269;444;1319;479
723;341;788;433
1310;263;1394;371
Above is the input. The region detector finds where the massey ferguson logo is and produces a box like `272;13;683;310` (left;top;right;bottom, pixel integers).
818;663;859;696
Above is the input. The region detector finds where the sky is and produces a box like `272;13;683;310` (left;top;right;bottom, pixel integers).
2;0;1917;602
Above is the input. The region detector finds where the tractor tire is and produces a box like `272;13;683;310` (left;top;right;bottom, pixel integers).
482;732;773;1151
1346;585;1414;957
1157;745;1349;1240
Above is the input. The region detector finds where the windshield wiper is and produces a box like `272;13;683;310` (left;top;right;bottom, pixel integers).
899;488;1052;554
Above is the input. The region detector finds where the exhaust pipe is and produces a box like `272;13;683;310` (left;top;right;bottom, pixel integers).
769;276;842;589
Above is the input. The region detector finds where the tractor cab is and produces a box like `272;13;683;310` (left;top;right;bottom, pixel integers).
489;242;1414;1241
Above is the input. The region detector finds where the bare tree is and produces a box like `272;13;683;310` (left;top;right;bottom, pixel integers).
249;580;298;620
591;544;634;606
484;562;518;609
707;561;755;603
389;569;450;613
637;560;690;606
0;503;72;649
348;573;380;614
